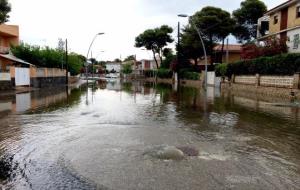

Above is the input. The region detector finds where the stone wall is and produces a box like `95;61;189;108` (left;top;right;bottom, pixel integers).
30;77;66;88
145;77;203;88
0;81;12;90
221;82;300;99
180;79;202;88
232;74;299;89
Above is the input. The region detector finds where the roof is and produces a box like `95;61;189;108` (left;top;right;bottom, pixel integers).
0;53;33;66
265;0;296;15
213;44;241;52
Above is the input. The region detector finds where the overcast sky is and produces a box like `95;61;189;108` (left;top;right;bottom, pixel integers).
8;0;283;61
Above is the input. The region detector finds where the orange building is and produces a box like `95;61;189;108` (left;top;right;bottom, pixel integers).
0;24;20;72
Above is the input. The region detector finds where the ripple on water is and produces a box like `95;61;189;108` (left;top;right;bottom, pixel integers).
209;112;239;127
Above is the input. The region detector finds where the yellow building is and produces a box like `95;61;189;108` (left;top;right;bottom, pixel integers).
257;0;300;53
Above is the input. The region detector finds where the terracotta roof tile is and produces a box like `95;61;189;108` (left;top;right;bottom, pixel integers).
213;44;241;52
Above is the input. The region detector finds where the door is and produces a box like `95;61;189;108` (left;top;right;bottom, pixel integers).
281;8;288;30
15;67;30;86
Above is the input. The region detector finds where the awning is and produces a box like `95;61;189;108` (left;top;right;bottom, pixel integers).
0;53;34;66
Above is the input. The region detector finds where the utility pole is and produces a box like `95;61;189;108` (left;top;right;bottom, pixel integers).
226;38;229;63
91;51;94;79
176;21;180;85
177;21;180;63
65;39;68;84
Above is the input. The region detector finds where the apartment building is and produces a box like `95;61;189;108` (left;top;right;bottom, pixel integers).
257;0;300;53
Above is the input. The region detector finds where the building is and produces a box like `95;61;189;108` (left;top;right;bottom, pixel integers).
0;24;20;72
257;0;300;53
106;62;121;73
194;44;242;68
211;44;242;63
140;59;160;70
0;24;67;90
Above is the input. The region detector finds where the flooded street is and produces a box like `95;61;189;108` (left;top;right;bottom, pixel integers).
0;81;300;190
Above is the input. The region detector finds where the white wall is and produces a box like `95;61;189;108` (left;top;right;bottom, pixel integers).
106;63;121;73
287;28;300;53
207;72;215;86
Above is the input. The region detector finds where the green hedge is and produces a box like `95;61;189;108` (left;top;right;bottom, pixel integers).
144;69;172;78
11;43;84;76
157;68;173;79
179;68;200;80
215;53;300;77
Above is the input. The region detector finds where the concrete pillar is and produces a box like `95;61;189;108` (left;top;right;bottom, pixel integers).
255;74;260;87
293;73;300;89
231;74;235;83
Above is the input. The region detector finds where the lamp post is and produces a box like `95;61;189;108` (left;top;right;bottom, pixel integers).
178;14;208;91
86;33;105;81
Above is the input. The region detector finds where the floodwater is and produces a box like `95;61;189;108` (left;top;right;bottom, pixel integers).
0;81;300;190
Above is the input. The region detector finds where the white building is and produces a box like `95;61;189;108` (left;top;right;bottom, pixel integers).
106;62;121;73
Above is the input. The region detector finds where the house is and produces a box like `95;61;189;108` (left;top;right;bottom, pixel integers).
141;59;160;70
0;24;67;90
257;0;300;53
194;44;242;69
0;24;19;72
106;62;121;73
211;44;242;63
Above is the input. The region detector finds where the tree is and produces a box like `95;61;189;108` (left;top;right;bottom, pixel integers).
180;25;211;67
123;55;136;62
121;63;133;74
0;0;11;24
11;43;84;75
114;58;122;63
233;0;267;42
135;25;174;68
190;6;235;63
161;48;175;69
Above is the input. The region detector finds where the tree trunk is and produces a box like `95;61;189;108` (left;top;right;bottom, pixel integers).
159;48;163;68
152;49;159;69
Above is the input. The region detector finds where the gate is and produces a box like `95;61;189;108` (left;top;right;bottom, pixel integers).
15;67;30;86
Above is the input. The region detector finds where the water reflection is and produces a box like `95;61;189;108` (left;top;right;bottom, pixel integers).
0;86;86;116
0;81;299;189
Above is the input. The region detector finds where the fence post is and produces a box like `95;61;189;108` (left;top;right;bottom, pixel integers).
255;74;260;87
293;73;300;89
231;74;235;84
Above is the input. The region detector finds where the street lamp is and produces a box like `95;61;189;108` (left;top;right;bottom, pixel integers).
178;14;208;91
85;32;105;80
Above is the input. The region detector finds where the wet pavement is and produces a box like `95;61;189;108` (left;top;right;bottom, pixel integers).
0;81;300;190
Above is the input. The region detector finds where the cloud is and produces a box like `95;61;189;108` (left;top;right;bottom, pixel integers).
7;0;283;61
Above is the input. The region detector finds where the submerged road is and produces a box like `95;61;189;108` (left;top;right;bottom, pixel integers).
0;81;299;189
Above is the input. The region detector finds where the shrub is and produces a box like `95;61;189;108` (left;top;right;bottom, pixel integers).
215;64;228;77
241;38;288;60
225;53;300;77
157;68;173;79
121;63;133;74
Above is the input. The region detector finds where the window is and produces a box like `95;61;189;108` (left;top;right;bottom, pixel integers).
293;34;299;49
297;6;300;18
274;15;279;24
